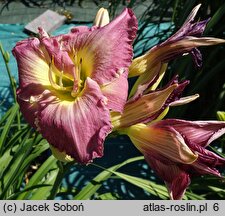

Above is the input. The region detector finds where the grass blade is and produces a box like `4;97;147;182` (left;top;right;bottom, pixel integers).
74;156;144;200
0;103;19;155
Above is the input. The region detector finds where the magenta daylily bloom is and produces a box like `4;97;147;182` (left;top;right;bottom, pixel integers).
125;120;225;200
129;4;225;98
13;8;138;163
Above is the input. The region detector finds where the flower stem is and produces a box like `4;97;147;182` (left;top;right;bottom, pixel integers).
0;43;16;102
0;42;21;130
47;161;73;200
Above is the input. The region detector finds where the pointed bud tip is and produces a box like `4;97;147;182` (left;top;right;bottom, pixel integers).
170;94;200;107
94;8;110;27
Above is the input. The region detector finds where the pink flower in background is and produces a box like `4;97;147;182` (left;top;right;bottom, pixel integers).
13;8;137;163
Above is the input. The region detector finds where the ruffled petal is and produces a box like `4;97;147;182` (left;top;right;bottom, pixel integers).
38;28;76;81
16;84;48;128
126;123;198;164
18;77;112;164
12;37;50;88
62;8;137;85
13;38;52;127
158;119;225;147
145;154;190;200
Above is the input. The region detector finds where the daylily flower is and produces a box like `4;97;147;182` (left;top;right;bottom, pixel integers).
129;4;225;98
13;8;138;163
124;120;225;200
111;75;199;129
109;5;225;200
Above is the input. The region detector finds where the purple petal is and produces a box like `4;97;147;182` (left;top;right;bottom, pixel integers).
16;84;47;129
129;4;225;97
165;4;208;43
70;25;92;34
191;161;223;177
167;19;210;43
145;154;191;200
187;145;225;177
157;119;225;147
62;8;137;86
37;77;112;164
191;47;202;68
129;63;164;99
183;4;201;26
191;145;225;166
126;123;198;164
12;37;49;88
38;28;76;79
18;77;112;164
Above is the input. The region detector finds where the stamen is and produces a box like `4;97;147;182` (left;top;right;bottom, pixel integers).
48;61;63;90
59;70;64;87
59;62;64;88
48;58;73;92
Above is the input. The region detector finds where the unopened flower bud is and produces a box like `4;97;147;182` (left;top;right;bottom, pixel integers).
94;8;110;27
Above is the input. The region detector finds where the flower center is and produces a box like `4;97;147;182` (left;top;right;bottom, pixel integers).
48;52;89;99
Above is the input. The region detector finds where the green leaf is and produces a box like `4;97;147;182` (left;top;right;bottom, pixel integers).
47;161;74;200
208;185;225;193
3;51;10;63
17;155;58;199
205;3;225;34
96;192;120;200
74;156;144;200
0;103;19;155
0;104;14;126
208;146;225;158
0;130;33;198
217;111;225;121
7;184;52;200
0;134;49;199
112;171;169;199
29;168;59;200
3;125;30;151
184;191;205;200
